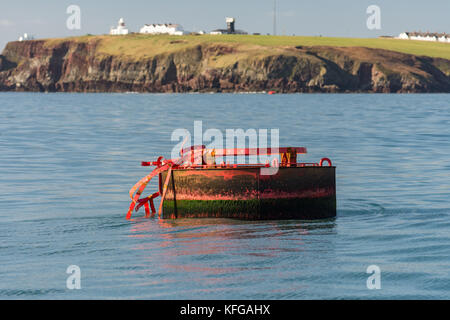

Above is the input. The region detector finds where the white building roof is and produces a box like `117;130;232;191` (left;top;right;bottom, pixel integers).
144;23;180;28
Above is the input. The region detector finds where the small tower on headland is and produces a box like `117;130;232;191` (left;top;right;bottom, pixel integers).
226;17;235;34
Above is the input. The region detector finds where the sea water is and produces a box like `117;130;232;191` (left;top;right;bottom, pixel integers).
0;93;449;299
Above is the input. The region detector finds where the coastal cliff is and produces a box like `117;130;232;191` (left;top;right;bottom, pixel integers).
1;35;450;93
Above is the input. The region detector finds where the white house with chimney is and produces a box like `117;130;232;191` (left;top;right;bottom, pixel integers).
110;18;129;35
438;34;450;43
139;23;185;35
398;32;450;43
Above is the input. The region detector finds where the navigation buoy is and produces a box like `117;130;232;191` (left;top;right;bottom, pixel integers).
127;146;336;220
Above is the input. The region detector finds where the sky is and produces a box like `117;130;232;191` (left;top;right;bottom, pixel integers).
1;0;450;51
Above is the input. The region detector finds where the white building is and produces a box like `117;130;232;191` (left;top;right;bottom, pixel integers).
398;32;409;40
18;33;34;41
438;34;450;43
110;18;129;35
398;32;450;43
139;23;185;35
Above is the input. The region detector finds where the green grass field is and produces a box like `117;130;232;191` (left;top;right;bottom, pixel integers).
43;34;450;60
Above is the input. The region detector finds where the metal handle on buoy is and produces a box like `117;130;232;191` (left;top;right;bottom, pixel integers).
320;158;332;167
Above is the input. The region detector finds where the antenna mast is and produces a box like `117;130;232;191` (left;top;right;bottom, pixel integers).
273;0;277;36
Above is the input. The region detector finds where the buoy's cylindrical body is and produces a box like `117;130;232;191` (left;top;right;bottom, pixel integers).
160;166;336;220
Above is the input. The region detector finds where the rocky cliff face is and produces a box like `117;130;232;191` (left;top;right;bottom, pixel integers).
1;38;450;93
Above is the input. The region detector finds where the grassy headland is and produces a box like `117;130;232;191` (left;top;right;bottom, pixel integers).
42;34;450;60
1;34;450;93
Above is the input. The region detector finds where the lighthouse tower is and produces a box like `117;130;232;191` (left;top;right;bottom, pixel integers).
110;18;129;35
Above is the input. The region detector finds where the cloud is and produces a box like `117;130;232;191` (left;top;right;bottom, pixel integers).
0;19;14;27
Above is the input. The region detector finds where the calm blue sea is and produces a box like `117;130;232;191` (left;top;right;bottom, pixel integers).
0;93;449;299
